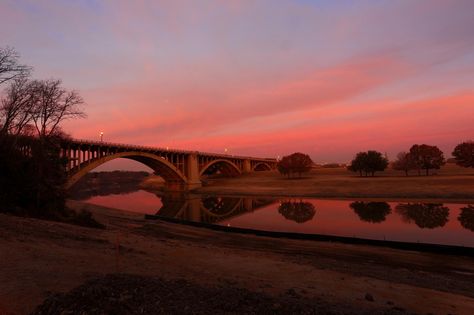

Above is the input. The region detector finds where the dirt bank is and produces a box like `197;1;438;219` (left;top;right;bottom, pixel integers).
1;201;473;314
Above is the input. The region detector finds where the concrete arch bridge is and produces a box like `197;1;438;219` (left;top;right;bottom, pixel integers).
61;139;276;190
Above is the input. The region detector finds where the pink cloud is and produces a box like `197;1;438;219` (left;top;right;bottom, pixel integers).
3;0;474;165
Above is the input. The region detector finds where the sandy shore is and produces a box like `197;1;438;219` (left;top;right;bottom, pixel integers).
1;200;474;314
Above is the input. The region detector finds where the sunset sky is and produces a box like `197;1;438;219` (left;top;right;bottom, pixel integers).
1;0;473;164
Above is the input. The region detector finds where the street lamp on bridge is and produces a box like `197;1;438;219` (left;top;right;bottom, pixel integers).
100;132;104;142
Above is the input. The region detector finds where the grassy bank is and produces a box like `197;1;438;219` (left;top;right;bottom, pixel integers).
196;164;474;202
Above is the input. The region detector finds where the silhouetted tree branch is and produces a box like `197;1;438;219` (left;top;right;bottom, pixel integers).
0;47;31;86
30;79;86;138
0;78;36;135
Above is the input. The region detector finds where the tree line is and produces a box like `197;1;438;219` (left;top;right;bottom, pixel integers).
277;141;473;178
349;142;473;177
0;46;102;227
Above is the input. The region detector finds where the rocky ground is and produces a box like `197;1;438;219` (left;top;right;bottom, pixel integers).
32;274;412;315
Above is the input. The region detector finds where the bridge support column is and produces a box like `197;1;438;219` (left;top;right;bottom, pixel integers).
186;153;202;190
243;198;253;211
184;197;202;222
243;159;252;173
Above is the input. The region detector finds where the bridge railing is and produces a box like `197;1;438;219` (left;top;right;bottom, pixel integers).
64;138;277;162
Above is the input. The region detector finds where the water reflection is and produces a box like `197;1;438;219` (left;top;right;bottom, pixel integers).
395;203;449;229
349;202;391;223
70;172;148;200
156;194;276;224
278;201;316;223
458;205;474;232
79;187;474;246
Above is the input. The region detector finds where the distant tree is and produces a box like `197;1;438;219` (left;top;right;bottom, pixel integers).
277;156;290;177
395;203;449;229
409;144;445;176
452;141;474;168
348;150;388;177
350;202;391;223
458;205;474;232
278;200;316;223
392;151;418;176
277;152;313;178
348;152;366;176
0;47;31;86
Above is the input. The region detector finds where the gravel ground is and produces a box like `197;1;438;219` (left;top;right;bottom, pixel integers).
32;274;414;315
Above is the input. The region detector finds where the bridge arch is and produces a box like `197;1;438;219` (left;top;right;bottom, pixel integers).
199;159;241;177
200;197;243;218
253;162;272;171
66;151;188;189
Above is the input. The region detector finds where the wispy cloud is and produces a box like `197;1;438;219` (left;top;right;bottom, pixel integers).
1;0;473;162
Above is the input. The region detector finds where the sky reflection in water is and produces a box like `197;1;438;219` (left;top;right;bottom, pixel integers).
78;189;474;247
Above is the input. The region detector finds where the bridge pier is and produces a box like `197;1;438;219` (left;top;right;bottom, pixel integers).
184;196;202;222
243;159;252;173
243;198;253;211
185;153;202;190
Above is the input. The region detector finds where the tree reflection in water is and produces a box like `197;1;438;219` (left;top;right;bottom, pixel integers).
458;205;474;232
278;200;316;223
395;203;449;229
349;202;391;223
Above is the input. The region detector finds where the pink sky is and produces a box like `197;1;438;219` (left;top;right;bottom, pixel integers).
1;0;473;167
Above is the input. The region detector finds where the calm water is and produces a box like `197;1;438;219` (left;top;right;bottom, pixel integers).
76;189;474;248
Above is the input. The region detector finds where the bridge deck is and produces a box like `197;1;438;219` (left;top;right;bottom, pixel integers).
63;139;276;162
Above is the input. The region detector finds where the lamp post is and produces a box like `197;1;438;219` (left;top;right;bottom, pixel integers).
100;132;104;142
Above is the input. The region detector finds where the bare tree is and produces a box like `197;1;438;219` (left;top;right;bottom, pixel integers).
30;79;86;138
0;47;31;86
392;151;418;176
0;78;36;135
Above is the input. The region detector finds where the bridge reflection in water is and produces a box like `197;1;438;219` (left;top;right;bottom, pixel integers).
77;188;474;247
156;194;277;224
